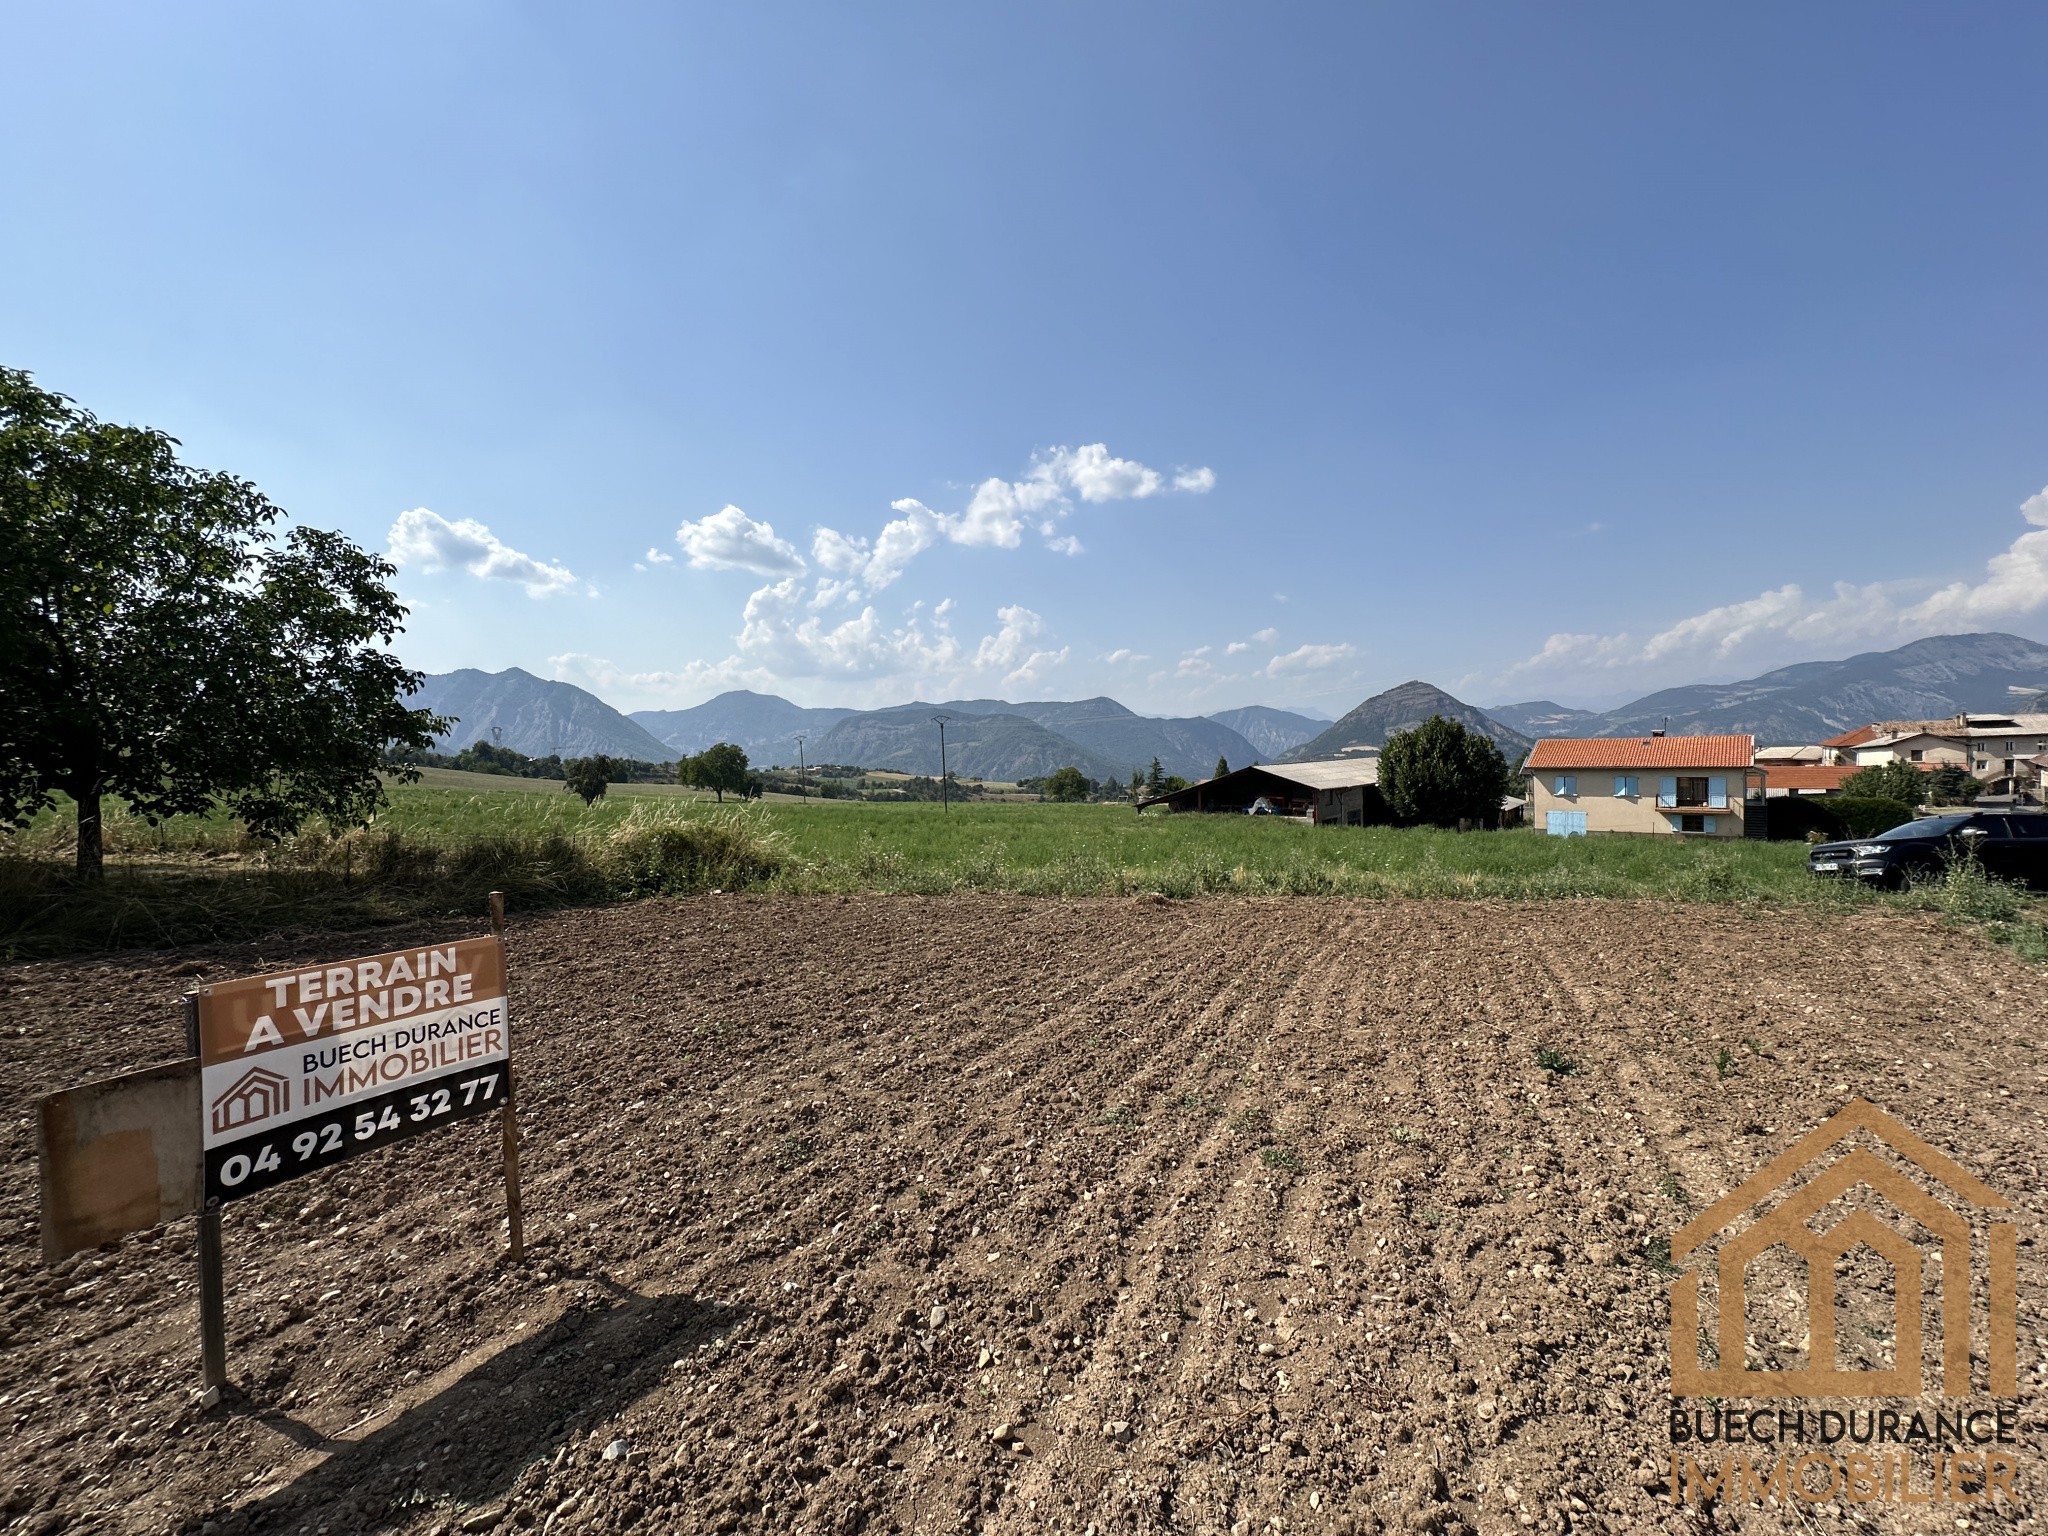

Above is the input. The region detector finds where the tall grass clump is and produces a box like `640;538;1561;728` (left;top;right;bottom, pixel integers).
599;806;788;896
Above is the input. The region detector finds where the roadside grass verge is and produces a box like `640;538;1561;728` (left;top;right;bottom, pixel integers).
4;786;2042;959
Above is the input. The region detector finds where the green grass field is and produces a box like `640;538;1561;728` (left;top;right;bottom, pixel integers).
4;775;2042;959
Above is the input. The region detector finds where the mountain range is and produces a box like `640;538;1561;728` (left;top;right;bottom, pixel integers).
410;668;675;760
1486;632;2048;745
410;631;2048;781
630;690;855;763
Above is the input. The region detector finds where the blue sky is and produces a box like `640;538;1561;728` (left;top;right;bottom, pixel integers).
6;3;2047;716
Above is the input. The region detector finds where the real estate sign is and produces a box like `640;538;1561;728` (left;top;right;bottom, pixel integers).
196;937;510;1202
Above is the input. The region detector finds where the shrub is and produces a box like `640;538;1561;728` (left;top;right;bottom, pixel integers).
1767;795;1846;843
1828;796;1915;838
599;808;787;895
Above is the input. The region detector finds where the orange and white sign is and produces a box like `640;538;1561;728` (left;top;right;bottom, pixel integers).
196;938;510;1201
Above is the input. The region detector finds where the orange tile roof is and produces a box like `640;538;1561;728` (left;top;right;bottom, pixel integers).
1760;764;1863;791
1525;734;1755;770
1821;725;1882;749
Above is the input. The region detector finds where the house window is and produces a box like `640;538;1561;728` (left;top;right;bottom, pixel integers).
1552;774;1577;796
1909;749;1924;762
1675;775;1710;806
1680;813;1706;833
1614;775;1639;798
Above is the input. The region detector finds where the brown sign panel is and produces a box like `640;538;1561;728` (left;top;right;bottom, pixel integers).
38;1059;202;1263
195;936;511;1202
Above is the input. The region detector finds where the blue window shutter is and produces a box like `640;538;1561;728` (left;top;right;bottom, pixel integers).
1658;775;1677;807
1707;775;1727;809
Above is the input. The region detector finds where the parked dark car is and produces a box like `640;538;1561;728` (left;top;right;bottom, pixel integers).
1807;811;2048;889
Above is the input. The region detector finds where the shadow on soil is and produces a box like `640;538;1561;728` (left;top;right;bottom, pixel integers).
215;1279;744;1534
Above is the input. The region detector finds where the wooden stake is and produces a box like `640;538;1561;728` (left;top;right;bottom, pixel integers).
489;891;524;1260
185;993;227;1392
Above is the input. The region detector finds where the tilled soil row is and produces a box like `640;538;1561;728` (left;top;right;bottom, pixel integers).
0;896;2041;1536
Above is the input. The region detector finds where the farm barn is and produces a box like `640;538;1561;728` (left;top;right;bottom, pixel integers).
1137;758;1384;825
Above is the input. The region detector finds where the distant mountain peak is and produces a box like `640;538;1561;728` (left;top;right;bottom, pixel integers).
1278;681;1531;762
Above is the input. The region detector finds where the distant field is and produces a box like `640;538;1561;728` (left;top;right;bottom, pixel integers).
4;774;2041;959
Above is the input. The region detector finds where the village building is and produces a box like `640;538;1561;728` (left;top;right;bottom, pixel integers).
1525;734;1762;838
1136;758;1384;825
1758;764;1861;798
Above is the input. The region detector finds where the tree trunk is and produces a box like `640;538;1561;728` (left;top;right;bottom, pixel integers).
75;784;104;882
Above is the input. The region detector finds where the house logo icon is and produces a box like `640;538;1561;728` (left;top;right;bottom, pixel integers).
209;1066;292;1136
1671;1098;2017;1399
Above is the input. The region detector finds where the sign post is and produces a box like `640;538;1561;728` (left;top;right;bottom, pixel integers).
491;891;524;1261
38;899;524;1396
185;993;228;1392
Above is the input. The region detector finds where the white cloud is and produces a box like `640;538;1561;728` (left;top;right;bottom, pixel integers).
972;604;1068;688
674;505;807;576
643;546;674;565
1266;642;1357;676
806;441;1211;591
550;651;777;708
1224;628;1278;657
1048;443;1165;503
387;508;579;598
1103;648;1148;665
1502;484;2048;688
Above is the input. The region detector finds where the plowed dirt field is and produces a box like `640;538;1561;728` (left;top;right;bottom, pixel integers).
1;896;2041;1536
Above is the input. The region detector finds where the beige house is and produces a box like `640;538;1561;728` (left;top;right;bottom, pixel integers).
1525;734;1761;838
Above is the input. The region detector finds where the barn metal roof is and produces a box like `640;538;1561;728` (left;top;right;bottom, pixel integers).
1265;757;1380;789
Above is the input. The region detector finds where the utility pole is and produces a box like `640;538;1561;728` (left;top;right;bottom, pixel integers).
932;715;950;812
794;734;807;799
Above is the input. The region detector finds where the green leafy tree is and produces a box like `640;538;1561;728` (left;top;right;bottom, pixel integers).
1840;760;1930;807
680;741;751;801
1923;763;1981;805
1379;715;1512;828
563;756;613;805
454;740;535;777
1145;757;1165;796
1102;775;1123;803
1213;755;1230;779
0;367;442;878
1044;765;1091;802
